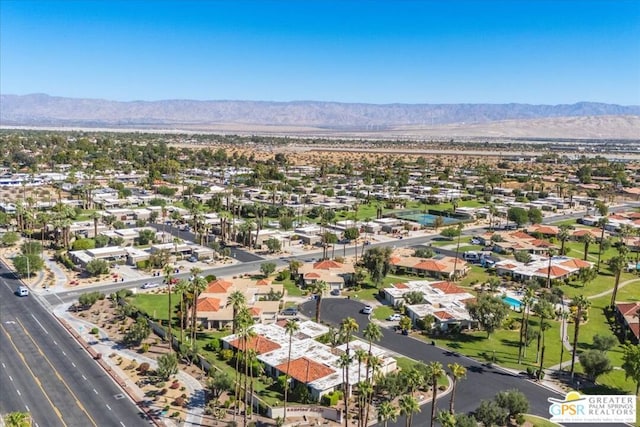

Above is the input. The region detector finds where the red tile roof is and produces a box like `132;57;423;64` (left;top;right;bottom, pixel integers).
196;297;221;312
394;283;409;289
413;260;447;272
275;357;335;383
433;310;454;320
511;231;533;239
616;302;640;317
313;260;344;270
560;259;592;269
228;335;281;354
305;272;321;279
255;279;271;286
535;265;570;277
431;281;466;294
249;307;262;316
389;256;402;265
206;279;234;293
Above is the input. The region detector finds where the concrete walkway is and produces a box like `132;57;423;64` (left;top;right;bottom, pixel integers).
54;303;206;427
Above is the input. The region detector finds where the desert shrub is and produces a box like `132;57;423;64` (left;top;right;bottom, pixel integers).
138;362;151;373
90;327;99;335
140;343;150;353
170;381;180;389
219;349;233;361
173;396;185;407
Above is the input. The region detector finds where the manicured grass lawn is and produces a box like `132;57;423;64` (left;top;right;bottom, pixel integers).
275;278;304;297
522;414;562;427
430;238;458;247
457;245;484;253
131;293;175;321
458;265;492;288
548;218;581;227
395;357;449;386
373;306;395;321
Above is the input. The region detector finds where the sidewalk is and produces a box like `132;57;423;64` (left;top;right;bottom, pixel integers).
54;303;206;427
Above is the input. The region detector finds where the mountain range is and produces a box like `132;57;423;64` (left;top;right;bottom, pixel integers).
1;93;639;138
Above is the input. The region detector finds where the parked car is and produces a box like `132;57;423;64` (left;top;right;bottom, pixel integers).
361;305;373;315
141;282;160;289
188;256;198;262
330;289;341;296
386;313;402;321
281;307;298;316
471;238;481;245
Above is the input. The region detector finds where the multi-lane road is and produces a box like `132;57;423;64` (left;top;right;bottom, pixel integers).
0;269;150;427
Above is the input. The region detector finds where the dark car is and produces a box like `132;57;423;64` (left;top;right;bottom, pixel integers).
330;289;341;296
281;307;299;316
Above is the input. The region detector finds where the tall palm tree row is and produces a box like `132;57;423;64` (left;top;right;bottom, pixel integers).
162;264;175;352
426;361;445;427
310;280;329;323
228;290;246;334
399;394;420;427
447;363;467;413
570;295;591;378
340;317;359;427
377;400;398;427
189;268;207;349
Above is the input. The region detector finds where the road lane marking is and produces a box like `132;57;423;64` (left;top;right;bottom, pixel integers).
53;340;58;345
16;389;21;396
93;388;98;394
106;404;111;410
25;405;29;411
30;313;49;335
0;322;68;427
82;374;87;380
14;317;97;427
120;422;126;427
71;362;76;368
9;375;13;381
2;362;6;368
62;351;66;356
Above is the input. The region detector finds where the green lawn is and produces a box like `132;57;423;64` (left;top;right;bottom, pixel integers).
274;278;304;297
131;293;175;321
522;414;562;427
458;265;492;288
373;306;395;321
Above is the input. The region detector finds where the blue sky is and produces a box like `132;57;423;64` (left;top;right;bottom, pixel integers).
1;0;639;104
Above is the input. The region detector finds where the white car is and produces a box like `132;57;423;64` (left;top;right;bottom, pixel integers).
386;314;402;321
141;282;160;289
471;238;481;245
361;305;373;315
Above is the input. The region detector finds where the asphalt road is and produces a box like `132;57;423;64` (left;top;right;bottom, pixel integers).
0;272;151;427
300;298;626;427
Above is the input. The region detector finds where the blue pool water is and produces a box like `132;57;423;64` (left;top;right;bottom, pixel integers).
398;213;460;227
503;296;523;310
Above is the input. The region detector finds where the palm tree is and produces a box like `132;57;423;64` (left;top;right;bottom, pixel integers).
596;217;609;272
189;272;207;348
338;352;352;421
4;411;32;427
283;319;299;422
426;361;445;427
447;363;467;413
570;295;591;379
354;348;368;384
357;380;374;427
578;267;597;288
90;211;101;239
436;411;457;427
228;290;246;334
163;264;175;352
399;395;420;427
289;259;302;281
174;279;190;343
363;322;382;382
310;280;329;323
517;287;535;363
533;299;555;365
377;401;398;427
580;233;594;261
364;355;383;424
452;223;465;278
608;247;629;308
341;317;360;427
558;224;572;255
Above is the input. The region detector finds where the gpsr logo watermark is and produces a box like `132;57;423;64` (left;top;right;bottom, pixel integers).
548;392;636;423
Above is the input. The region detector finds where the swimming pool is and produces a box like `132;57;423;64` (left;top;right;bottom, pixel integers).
397;213;460;227
503;296;523;310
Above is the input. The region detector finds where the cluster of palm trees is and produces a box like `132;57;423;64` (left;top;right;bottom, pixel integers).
11;200;79;250
161;266;209;355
